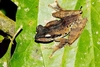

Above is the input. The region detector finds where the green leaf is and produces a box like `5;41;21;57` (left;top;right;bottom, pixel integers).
9;0;100;67
0;35;4;43
10;0;43;67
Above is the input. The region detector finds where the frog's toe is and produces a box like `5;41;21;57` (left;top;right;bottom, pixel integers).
49;46;60;58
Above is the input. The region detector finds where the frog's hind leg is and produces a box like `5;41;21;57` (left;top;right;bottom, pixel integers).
48;0;64;11
66;18;87;45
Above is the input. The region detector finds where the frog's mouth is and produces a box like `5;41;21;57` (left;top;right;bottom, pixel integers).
35;38;53;43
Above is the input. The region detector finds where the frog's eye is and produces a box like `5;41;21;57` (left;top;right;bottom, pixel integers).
45;34;51;38
36;25;44;32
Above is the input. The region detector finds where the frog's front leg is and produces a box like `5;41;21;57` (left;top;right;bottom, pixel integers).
49;38;68;58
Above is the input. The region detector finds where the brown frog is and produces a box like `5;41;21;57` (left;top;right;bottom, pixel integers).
35;0;87;57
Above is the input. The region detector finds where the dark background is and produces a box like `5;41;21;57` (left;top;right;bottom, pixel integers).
0;0;17;58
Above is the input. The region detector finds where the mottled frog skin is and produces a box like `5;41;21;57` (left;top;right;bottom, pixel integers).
35;0;87;57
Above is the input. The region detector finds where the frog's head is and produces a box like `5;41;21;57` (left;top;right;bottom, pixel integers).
35;25;53;43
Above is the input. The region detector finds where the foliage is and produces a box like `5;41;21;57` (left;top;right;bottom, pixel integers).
0;0;100;67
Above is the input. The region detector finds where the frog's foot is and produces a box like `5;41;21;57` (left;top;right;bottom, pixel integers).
42;46;52;49
41;45;62;58
48;0;63;11
41;45;60;58
49;46;60;58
